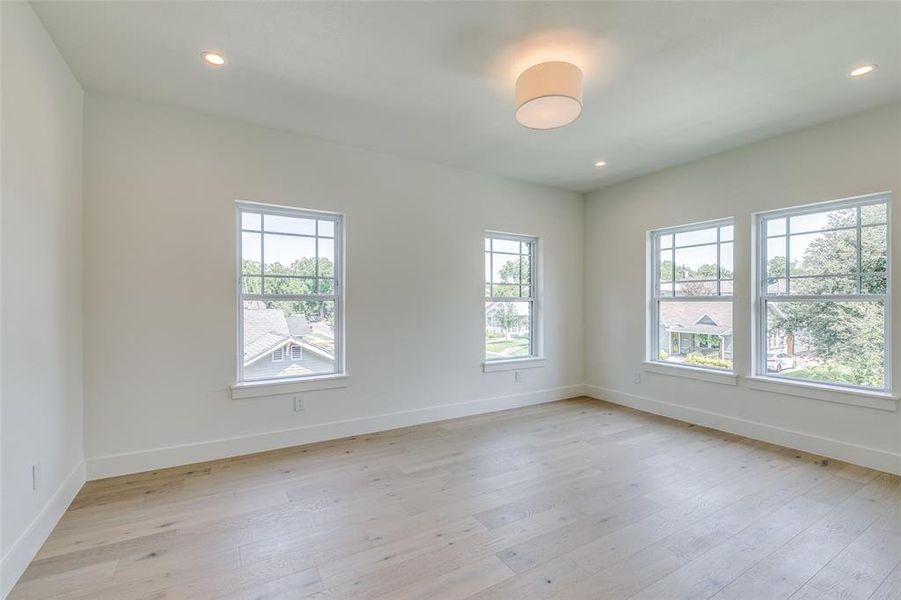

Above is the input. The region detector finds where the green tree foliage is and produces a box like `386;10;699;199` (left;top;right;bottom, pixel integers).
242;259;335;325
767;210;886;387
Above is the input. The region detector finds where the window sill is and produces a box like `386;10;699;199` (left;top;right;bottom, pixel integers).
231;374;349;400
483;357;546;373
744;376;898;412
641;361;737;386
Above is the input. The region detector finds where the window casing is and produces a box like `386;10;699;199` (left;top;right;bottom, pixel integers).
649;219;734;372
485;233;537;361
237;202;343;383
754;193;891;392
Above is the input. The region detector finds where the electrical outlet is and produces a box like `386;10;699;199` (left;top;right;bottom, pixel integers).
293;396;304;412
633;371;641;384
514;370;523;383
31;462;42;491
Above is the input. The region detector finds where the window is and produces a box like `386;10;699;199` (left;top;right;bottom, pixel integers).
485;233;537;361
650;219;734;371
237;202;343;382
755;194;890;391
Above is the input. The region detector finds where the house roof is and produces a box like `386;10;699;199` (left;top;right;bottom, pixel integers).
660;301;733;336
243;305;293;365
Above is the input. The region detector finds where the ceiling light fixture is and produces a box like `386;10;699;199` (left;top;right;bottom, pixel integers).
515;61;583;130
201;51;226;67
849;64;876;78
594;160;607;168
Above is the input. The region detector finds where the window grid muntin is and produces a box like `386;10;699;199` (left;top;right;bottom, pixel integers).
237;202;344;383
485;232;537;360
650;219;735;372
755;193;891;392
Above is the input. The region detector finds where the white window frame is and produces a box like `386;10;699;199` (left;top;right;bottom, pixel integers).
753;192;892;393
235;201;345;385
648;218;735;374
484;232;540;365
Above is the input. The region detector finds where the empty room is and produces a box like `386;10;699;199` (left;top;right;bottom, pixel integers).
2;1;900;598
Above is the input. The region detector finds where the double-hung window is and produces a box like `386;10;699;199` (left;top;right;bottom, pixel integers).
237;202;343;383
755;194;890;391
650;219;734;371
485;233;537;361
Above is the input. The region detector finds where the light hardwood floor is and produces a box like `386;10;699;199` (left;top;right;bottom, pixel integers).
11;397;901;599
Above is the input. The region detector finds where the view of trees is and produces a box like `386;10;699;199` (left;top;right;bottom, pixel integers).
242;257;335;325
766;208;887;388
486;252;530;358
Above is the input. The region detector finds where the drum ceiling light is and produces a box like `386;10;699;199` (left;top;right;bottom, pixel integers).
515;61;583;130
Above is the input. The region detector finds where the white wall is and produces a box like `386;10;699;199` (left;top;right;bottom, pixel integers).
82;94;584;477
584;102;901;474
1;1;85;595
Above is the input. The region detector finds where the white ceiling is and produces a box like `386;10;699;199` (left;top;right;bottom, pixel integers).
33;1;901;193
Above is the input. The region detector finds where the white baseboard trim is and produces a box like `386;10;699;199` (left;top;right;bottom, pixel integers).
585;384;901;476
86;384;587;480
1;461;85;599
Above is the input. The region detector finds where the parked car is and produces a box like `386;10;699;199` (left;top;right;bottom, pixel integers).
767;351;797;372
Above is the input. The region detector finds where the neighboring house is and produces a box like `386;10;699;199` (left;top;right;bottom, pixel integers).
243;302;334;379
659;301;733;360
485;302;528;337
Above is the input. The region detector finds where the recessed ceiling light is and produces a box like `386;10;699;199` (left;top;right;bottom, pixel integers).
595;160;607;168
202;51;226;67
849;64;876;78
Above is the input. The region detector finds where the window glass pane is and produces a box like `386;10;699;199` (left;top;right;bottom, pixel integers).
658;250;673;282
789;207;856;234
789;276;856;295
492;284;519;298
861;225;887;274
492;239;520;254
789;229;856;276
720;225;734;242
521;255;531;284
264;214;316;235
318;238;335;276
656;300;732;370
658;282;674;297
485;301;530;360
242;212;261;231
520;285;531;299
263;276;316;295
242;276;262;294
242;232;261;274
720;242;733;280
767;218;786;237
317;219;335;237
861;203;887;225
765;301;884;388
766;236;787;278
318;278;334;294
243;300;335;381
264;233;316;275
674;244;718;280
659;234;673;250
720;280;734;295
674;227;717;247
492;253;522;284
674;281;717;296
767;278;787;295
862;274;887;294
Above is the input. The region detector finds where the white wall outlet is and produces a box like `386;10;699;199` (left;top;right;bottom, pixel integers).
514;370;523;383
293;396;304;412
31;462;42;491
633;371;641;384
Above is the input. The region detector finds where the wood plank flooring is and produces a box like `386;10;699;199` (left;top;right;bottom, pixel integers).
11;397;901;599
